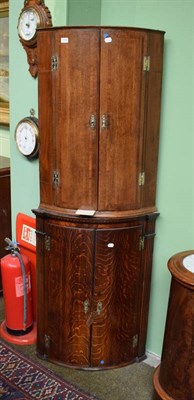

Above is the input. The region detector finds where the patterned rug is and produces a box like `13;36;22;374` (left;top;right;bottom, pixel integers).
0;340;97;399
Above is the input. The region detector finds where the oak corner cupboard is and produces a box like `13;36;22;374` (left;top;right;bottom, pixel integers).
34;26;165;369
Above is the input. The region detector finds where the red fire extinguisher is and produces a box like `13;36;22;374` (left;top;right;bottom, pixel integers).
1;238;33;335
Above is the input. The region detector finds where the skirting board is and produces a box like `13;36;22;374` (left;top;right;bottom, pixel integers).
144;351;161;368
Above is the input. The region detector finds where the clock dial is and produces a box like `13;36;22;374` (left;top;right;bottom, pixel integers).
18;8;40;41
17;1;52;77
15;118;39;158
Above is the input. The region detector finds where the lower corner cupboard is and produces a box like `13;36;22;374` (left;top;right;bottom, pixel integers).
34;210;158;369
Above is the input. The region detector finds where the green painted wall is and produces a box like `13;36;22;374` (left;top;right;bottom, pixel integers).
10;0;67;238
68;0;101;25
10;0;194;357
10;0;38;232
101;0;194;355
52;0;68;26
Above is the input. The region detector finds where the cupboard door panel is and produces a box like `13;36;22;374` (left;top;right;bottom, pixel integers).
142;33;164;208
43;223;94;366
91;225;143;367
37;31;54;206
98;29;148;211
36;217;47;356
53;29;99;210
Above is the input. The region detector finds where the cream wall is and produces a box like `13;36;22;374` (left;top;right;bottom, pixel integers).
10;0;194;356
0;128;10;157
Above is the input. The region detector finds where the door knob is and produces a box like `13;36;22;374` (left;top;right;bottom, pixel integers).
101;114;110;129
89;114;96;129
101;114;108;129
83;299;89;314
96;301;103;316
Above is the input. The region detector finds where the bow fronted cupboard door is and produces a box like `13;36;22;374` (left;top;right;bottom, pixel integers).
37;27;164;215
35;214;155;369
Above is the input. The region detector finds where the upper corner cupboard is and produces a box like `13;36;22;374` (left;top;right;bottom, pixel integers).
37;26;164;217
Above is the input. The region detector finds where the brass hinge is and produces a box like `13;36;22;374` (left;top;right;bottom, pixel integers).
53;170;60;187
44;334;50;349
143;56;150;71
139;236;145;251
51;55;58;71
45;235;51;251
133;334;138;348
138;172;145;186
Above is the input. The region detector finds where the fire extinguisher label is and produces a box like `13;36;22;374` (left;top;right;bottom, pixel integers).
15;273;31;298
21;224;36;247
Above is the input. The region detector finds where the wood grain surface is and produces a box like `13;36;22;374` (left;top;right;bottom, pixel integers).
37;27;164;214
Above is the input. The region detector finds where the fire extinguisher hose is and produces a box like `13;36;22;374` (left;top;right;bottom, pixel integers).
15;250;27;331
5;238;28;331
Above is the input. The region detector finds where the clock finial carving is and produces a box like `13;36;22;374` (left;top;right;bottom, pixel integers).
18;0;52;78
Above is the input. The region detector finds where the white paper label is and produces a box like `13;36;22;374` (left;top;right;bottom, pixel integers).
104;37;112;43
61;37;69;44
75;209;96;216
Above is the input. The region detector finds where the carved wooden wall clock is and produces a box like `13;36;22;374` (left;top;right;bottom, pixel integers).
17;0;52;77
